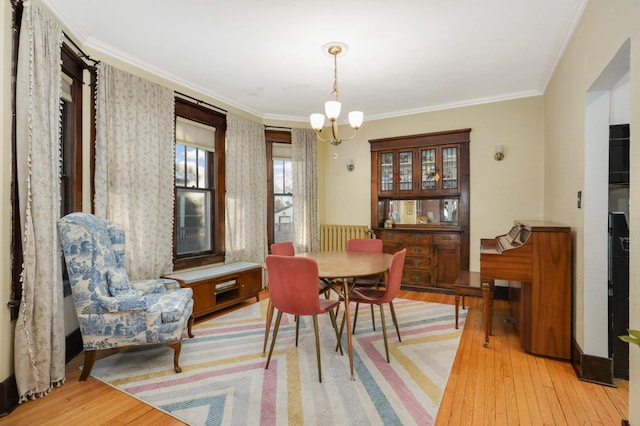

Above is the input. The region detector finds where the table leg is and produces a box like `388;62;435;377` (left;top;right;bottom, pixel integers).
342;277;355;380
454;294;460;329
481;281;492;348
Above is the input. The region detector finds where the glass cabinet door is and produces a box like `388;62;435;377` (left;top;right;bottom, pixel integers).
380;152;394;192
398;151;413;191
421;148;436;190
441;146;458;190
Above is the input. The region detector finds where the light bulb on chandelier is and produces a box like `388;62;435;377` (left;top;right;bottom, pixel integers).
309;42;363;146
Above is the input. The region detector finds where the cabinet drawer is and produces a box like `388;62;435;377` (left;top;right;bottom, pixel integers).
403;233;432;244
405;245;431;256
383;241;404;254
402;270;433;287
433;233;460;244
378;230;403;242
405;255;433;270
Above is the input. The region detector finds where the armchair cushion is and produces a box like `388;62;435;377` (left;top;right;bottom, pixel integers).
107;267;131;296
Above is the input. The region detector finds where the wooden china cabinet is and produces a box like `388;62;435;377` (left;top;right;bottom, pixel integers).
369;128;470;292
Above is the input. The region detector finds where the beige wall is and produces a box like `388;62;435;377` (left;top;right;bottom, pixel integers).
1;0;14;381
544;0;639;420
318;96;545;271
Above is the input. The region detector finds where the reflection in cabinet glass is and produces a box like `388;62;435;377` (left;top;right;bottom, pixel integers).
381;152;394;191
421;149;436;190
442;147;458;189
399;151;413;191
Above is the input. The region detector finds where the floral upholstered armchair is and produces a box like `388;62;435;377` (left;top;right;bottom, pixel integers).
58;213;194;381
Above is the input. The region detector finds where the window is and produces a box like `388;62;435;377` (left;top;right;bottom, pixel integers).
174;98;226;269
266;130;292;247
60;44;86;216
175;118;214;255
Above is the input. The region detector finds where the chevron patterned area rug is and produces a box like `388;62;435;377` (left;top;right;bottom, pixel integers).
90;298;466;426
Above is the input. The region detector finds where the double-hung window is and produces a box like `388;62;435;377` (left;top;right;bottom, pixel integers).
266;130;293;247
175;118;214;255
174;98;226;269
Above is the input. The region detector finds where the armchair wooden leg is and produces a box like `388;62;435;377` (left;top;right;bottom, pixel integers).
169;341;183;373
187;315;195;338
79;350;96;381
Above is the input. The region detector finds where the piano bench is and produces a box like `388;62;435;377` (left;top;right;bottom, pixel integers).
454;271;483;329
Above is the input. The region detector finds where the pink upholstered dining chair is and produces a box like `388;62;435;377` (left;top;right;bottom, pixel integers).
262;242;332;355
346;238;384;329
264;255;342;382
344;248;407;363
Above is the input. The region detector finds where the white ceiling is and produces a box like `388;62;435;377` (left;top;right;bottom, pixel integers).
42;0;586;124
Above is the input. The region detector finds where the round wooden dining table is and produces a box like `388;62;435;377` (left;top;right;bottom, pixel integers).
297;251;393;380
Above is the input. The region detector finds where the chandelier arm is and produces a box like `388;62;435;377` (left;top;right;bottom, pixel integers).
313;129;330;143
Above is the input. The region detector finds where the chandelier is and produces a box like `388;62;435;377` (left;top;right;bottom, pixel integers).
309;43;363;146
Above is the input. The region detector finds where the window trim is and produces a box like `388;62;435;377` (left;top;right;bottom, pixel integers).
174;98;226;270
266;130;291;248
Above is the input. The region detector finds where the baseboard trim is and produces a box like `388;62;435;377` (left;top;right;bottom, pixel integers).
571;338;615;387
0;374;18;418
0;328;83;418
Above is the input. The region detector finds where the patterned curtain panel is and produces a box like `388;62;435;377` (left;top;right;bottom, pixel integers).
225;113;268;266
94;63;175;279
14;0;65;402
291;128;319;253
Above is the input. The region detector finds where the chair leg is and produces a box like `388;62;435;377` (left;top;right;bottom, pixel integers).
370;305;376;331
352;302;360;335
379;304;390;363
295;315;300;347
79;350;96;381
187;315;195;338
336;308;346;352
389;301;402;342
313;315;322;383
328;307;343;355
262;300;274;356
266;310;283;369
168;341;183;373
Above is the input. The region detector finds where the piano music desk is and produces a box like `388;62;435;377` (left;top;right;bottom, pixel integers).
454;271;494;347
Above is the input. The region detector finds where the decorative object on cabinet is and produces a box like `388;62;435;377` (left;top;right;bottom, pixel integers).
309;42;363;145
369;128;470;291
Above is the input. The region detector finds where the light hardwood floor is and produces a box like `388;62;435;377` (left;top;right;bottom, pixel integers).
1;290;629;425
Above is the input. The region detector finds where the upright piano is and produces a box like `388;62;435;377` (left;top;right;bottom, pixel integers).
480;221;572;359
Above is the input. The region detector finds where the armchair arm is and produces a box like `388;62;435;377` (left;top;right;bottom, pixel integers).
130;278;181;294
95;291;147;313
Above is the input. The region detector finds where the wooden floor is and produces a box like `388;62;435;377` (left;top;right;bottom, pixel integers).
1;290;629;425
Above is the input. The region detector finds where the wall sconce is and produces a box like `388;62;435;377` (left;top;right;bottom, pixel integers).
494;145;504;161
346;159;355;171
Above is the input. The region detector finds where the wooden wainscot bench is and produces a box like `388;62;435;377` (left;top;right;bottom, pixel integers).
164;262;262;319
454;270;494;347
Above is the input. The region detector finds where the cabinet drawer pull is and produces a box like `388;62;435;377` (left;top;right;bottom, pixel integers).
413;261;421;267
441;236;451;241
411;235;420;241
413;247;422;253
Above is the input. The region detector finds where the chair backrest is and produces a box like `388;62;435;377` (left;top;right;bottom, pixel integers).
271;241;295;256
266;255;322;316
347;238;383;253
379;249;407;303
58;212;124;310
